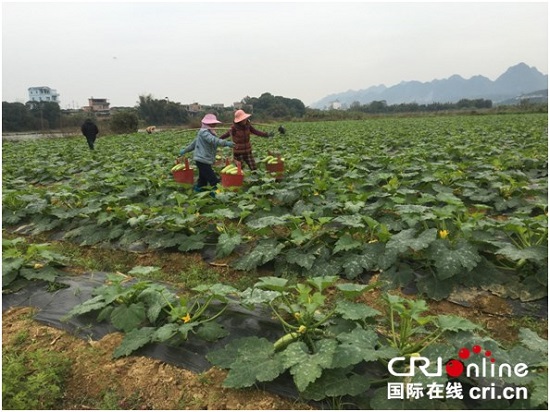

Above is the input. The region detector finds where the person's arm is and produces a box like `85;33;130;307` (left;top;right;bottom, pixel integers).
250;125;270;138
201;130;234;149
179;139;196;155
218;128;232;140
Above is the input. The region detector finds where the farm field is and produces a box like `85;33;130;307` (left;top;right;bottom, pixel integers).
2;113;548;409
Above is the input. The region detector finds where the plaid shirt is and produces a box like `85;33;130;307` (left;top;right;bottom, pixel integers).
219;120;268;154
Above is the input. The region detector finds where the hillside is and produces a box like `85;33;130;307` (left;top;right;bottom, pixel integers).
311;62;548;109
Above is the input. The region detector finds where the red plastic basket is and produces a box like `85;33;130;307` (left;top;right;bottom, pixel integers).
172;157;194;184
266;154;284;180
221;160;244;188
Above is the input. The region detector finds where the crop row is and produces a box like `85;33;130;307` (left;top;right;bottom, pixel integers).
2;114;548;301
4;233;546;409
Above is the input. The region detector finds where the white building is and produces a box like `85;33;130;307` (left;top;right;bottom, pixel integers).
28;86;60;103
328;100;342;110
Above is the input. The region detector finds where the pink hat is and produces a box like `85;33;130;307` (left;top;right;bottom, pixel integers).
234;109;251;123
201;114;222;125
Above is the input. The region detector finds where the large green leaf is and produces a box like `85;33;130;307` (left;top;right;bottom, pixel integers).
385;228;438;261
2;259;25;278
301;367;370;401
113;327;156;358
207;337;285;388
137;287;171;323
282;339;339;392
416;273;455;300
216;233;242;258
308;256;342;277
232;239;285;270
379;262;415;288
307;276;339;292
239;287;280;306
528;372;549;408
152;323;180;342
428;239;481;280
333;234;362;254
332;215;365;228
332;327;398;369
110;303;147;332
496;244;547;263
335;300;380;321
192;283;238;300
519;328;548;355
285;248;316;270
335;282;375;299
178;234;206;252
20;266;60;282
254;276;288;292
436;314;481;332
341;253;376;279
66;294;108;317
195;321;228;342
245;215;290;229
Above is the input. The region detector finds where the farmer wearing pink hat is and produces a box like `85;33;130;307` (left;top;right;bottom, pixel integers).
219;109;274;170
179;114;234;191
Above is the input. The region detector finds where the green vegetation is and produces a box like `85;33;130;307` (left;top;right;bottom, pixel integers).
2;237;70;293
3;114;547;301
109;110;139;134
2;346;72;409
2;113;547;408
137;94;189;126
64;271;236;358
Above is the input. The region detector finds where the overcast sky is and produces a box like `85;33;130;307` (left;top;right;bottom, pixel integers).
2;1;548;109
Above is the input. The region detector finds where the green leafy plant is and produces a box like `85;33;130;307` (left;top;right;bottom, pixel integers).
65;271;238;358
382;293;481;356
2;236;69;292
2;114;547;301
207;276;392;402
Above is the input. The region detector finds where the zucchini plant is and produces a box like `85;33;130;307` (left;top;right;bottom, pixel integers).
65;270;238;358
2;236;69;292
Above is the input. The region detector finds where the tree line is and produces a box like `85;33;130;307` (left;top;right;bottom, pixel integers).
1;92;308;133
347;98;493;113
2;93;545;133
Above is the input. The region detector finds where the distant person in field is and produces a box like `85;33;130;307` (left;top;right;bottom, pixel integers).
81;118;99;150
179;114;234;191
219;109;274;171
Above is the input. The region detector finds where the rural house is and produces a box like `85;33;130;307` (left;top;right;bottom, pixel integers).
28;86;60;103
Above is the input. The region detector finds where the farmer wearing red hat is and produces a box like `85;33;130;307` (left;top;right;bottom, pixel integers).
219;109;274;170
179;114;234;191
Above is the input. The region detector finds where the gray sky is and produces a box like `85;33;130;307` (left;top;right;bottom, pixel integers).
2;1;548;109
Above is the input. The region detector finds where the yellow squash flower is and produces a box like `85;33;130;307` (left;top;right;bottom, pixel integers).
182;313;192;323
439;229;449;239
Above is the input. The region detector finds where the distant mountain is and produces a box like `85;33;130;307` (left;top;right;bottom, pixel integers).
310;63;548;109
